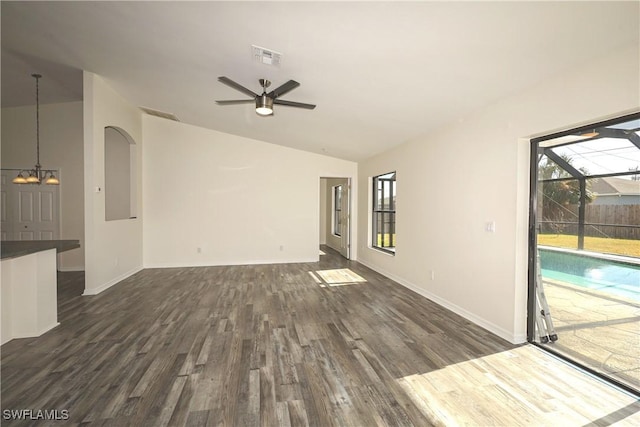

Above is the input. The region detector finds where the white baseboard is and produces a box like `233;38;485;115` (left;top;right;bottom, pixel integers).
143;258;318;269
83;266;143;296
37;322;60;336
3;322;60;345
57;266;85;272
512;331;527;344
358;259;524;344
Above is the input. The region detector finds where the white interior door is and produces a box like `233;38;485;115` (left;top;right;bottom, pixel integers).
1;170;60;241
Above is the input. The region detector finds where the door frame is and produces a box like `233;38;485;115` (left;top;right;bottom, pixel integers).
320;176;351;259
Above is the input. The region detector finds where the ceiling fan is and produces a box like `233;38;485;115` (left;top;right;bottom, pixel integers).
215;76;316;116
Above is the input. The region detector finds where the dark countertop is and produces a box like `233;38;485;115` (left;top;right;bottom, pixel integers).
1;240;81;260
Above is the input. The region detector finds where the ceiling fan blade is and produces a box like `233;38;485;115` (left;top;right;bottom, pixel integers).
215;99;255;105
273;99;316;110
268;80;300;98
218;76;258;98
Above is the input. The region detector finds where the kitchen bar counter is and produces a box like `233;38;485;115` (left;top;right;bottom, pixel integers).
1;239;80;260
1;239;81;345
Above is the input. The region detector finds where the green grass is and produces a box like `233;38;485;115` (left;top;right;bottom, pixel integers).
537;234;640;258
375;234;395;248
374;233;639;257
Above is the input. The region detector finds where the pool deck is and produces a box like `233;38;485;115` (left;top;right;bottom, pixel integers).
542;277;640;391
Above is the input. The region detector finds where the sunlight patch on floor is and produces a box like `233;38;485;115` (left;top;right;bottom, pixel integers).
395;345;640;426
311;268;367;287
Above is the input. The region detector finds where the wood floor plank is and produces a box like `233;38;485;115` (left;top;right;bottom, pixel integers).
259;366;277;427
286;400;310;427
276;401;292;427
154;375;188;427
1;246;637;426
167;373;198;426
245;368;260;427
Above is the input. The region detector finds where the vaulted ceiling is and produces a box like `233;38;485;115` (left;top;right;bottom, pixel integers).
2;1;638;161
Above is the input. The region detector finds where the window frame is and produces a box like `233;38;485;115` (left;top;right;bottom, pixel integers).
371;171;396;254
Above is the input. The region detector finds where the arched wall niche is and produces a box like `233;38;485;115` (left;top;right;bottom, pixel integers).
104;126;137;221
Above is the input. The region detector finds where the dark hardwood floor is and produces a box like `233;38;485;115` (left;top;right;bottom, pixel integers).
1;247;638;426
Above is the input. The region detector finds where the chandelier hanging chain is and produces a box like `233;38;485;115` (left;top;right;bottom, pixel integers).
34;73;41;169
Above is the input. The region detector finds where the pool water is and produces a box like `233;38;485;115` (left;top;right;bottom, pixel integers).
539;249;640;301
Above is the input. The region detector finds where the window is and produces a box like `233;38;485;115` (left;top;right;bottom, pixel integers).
333;185;342;236
372;172;396;253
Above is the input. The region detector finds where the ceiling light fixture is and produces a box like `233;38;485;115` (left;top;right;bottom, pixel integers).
12;74;59;185
255;93;273;116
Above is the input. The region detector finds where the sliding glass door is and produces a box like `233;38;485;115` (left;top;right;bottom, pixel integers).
528;113;640;394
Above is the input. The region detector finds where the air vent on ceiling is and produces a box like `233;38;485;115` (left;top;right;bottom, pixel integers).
139;106;180;122
252;45;281;66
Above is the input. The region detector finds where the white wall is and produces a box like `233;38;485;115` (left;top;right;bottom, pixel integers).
83;72;143;295
142;115;358;268
1;101;84;270
319;179;327;245
357;45;639;344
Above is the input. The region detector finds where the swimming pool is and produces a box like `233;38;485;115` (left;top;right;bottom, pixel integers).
539;248;640;301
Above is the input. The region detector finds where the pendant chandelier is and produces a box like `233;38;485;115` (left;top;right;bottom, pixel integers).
12;74;59;185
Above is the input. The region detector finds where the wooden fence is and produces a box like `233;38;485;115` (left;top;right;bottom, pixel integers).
540;204;640;240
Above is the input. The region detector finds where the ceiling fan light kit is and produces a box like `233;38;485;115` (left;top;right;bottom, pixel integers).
256;94;274;116
216;76;316;116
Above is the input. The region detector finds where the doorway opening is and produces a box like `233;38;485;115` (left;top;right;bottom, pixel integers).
320;177;351;259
